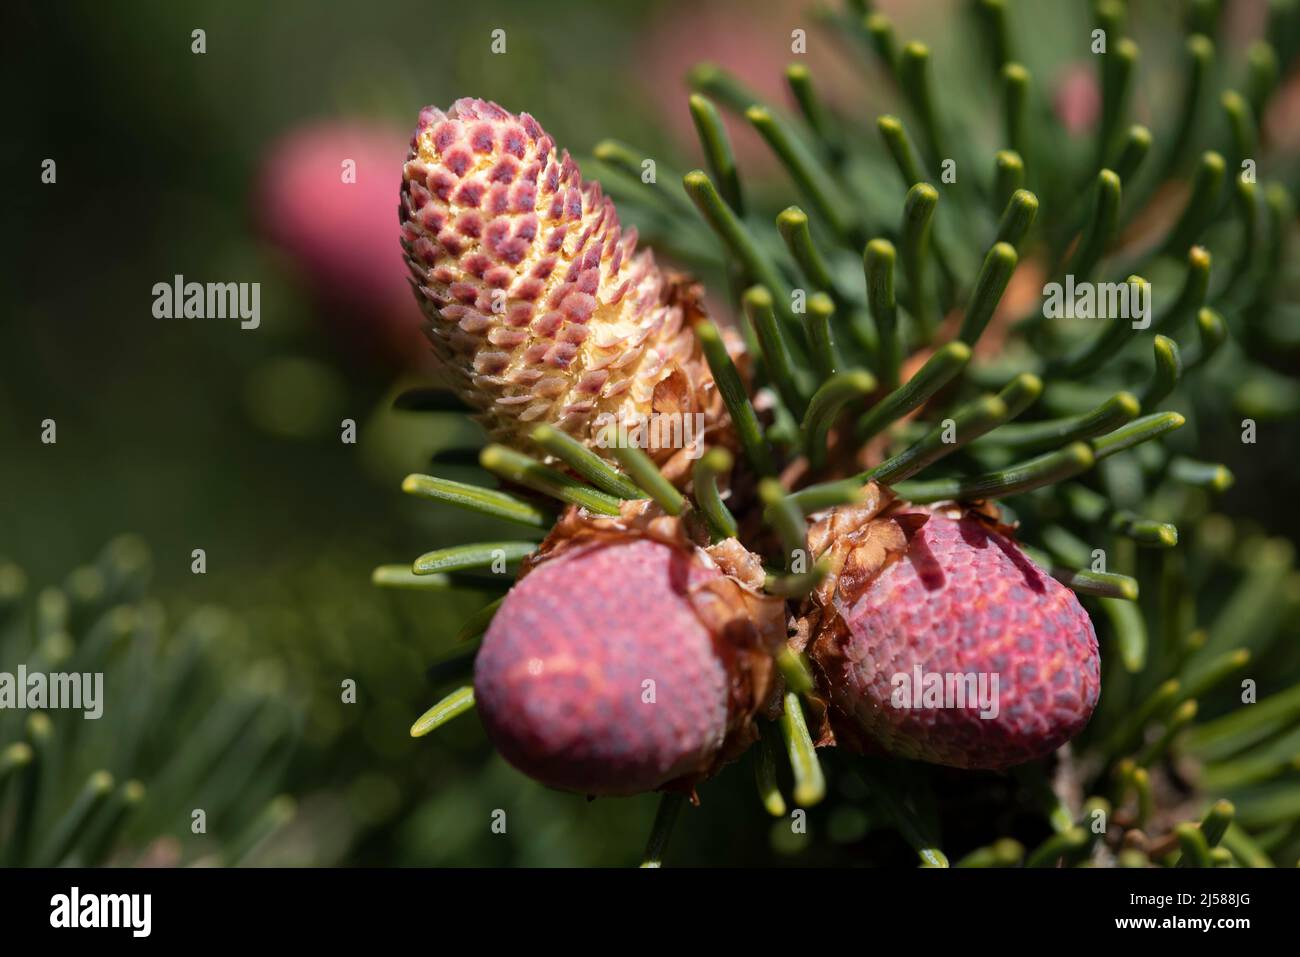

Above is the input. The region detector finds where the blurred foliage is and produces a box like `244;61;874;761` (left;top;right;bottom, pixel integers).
0;537;297;865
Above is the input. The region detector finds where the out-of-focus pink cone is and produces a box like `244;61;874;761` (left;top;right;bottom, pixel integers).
635;0;939;170
1053;64;1101;136
257;121;428;368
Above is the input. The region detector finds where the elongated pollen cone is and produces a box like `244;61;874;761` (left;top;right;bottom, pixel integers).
400;99;722;475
